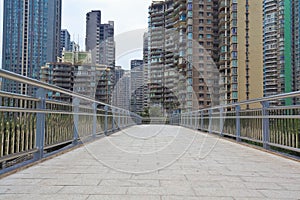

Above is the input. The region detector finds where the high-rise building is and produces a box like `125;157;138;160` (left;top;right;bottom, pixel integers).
2;0;62;95
148;0;265;112
60;29;71;56
70;41;80;52
112;71;131;110
148;0;219;114
85;11;115;67
263;0;300;105
294;1;300;98
130;60;144;113
112;66;125;107
189;0;220;109
100;21;115;67
95;65;115;105
40;63;74;102
85;10;101;65
143;32;150;109
42;49;114;104
218;0;263;107
148;0;178;116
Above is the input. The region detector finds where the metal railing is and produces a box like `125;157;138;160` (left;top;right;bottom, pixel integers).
0;69;142;174
172;92;300;157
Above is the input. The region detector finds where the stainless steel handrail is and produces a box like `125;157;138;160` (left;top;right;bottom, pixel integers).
0;69;130;112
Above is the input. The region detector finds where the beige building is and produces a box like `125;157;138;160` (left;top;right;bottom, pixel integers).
218;0;263;108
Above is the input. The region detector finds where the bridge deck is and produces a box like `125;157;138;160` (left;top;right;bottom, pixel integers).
0;125;299;199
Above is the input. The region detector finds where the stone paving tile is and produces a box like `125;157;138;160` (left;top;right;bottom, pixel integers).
99;179;159;187
87;195;160;200
0;178;43;186
193;188;264;198
259;189;300;199
0;185;63;194
39;178;100;186
162;196;234;200
58;186;128;195
277;183;300;191
0;194;89;200
0;125;299;199
127;185;196;196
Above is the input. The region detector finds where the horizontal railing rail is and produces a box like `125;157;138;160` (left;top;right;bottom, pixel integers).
0;69;142;174
171;92;300;158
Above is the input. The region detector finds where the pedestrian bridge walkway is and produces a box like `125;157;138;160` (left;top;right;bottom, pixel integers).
1;125;299;199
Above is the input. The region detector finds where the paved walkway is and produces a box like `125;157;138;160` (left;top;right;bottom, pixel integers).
0;125;300;199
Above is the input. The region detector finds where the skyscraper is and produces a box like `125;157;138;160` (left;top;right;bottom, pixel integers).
100;21;115;67
263;0;300;105
143;32;150;109
2;0;62;95
60;29;71;56
148;0;219;114
148;0;265;112
112;71;131;110
85;11;115;67
112;66;125;107
85;10;101;65
218;0;263;107
148;0;179;115
130;59;144;113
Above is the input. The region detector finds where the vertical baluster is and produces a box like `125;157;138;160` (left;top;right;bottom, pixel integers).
29;113;33;150
0;114;4;157
25;114;29;151
20;121;25;152
10;120;15;155
16;113;22;153
5;121;10;156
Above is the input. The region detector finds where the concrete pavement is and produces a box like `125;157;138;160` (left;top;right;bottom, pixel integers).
0;125;299;199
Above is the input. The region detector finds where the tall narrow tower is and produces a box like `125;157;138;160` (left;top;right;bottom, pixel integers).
85;10;101;65
85;11;115;67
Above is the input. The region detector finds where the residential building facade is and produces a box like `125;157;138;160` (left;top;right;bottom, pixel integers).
263;0;300;105
40;62;74;102
130;59;144;113
85;10;115;67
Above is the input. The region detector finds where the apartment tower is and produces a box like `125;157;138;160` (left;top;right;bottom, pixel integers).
85;11;115;67
130;59;144;113
218;0;263;107
263;0;300;105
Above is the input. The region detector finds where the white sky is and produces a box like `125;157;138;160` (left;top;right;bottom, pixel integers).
0;0;152;69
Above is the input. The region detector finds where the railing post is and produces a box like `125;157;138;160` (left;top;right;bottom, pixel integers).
261;101;270;149
104;105;108;136
35;88;46;160
127;111;130;126
236;105;241;142
200;111;204;130
112;108;115;132
117;109;121;130
220;107;224;136
92;102;97;137
194;112;198;129
209;109;212;134
73;98;80;145
189;112;192;128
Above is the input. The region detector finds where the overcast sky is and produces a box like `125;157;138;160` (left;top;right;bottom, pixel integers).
0;0;152;69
